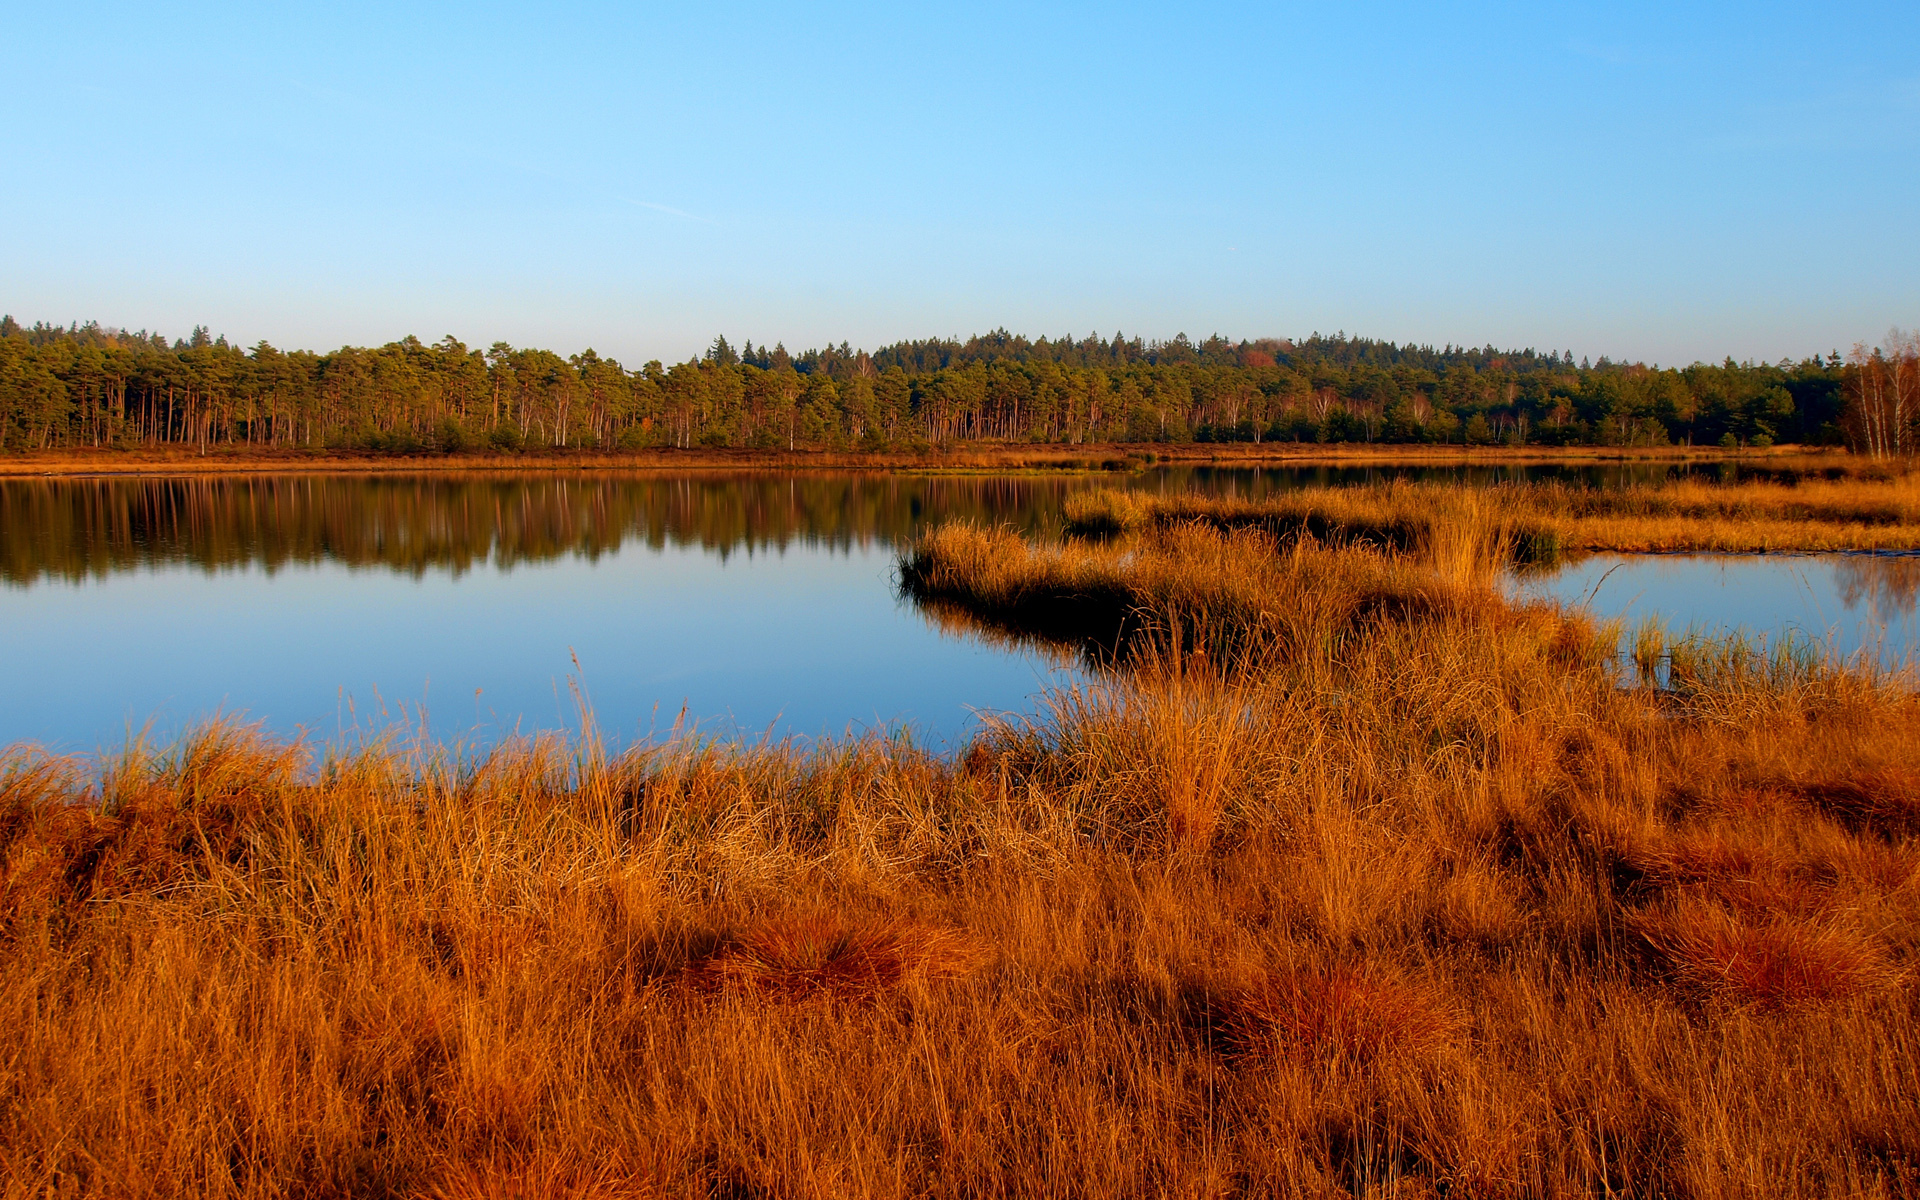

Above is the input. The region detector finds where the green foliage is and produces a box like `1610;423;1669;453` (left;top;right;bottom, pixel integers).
0;317;1851;454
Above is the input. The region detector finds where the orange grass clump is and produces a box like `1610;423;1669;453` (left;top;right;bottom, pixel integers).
686;913;989;1001
1639;904;1896;1009
1203;964;1463;1063
421;1149;649;1200
1794;766;1920;836
1627;833;1845;918
899;517;1514;673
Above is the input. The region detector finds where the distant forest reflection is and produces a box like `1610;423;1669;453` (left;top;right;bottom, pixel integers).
0;461;1822;586
3;473;1094;584
1835;554;1920;620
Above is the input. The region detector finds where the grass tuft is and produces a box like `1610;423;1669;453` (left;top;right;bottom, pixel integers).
686;913;990;1001
1795;767;1920;836
1061;488;1152;534
899;517;1514;674
421;1148;651;1200
1198;964;1462;1062
1639;903;1896;1009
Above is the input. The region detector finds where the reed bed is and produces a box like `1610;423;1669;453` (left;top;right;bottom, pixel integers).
1065;472;1920;555
4;523;1919;1197
897;514;1522;672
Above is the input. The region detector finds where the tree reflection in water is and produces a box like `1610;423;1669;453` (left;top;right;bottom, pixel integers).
0;461;1741;588
1834;554;1920;621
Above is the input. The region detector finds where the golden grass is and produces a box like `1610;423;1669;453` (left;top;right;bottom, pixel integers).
898;516;1525;673
4;521;1920;1196
686;913;990;1001
1196;963;1465;1063
1067;471;1920;554
1637;903;1897;1010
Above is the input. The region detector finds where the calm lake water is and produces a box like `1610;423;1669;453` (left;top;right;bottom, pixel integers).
0;465;1905;755
1511;553;1920;671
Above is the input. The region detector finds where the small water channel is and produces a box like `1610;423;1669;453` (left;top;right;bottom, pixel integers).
1510;552;1920;672
0;465;1904;755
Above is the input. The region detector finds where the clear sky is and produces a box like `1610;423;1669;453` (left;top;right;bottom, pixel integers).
4;1;1915;366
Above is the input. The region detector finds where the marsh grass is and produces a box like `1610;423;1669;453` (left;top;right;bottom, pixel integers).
897;517;1520;675
686;913;991;1001
1192;963;1465;1064
4;519;1920;1196
1063;484;1561;566
1066;472;1920;555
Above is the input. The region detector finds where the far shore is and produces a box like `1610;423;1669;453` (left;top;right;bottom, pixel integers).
0;441;1854;478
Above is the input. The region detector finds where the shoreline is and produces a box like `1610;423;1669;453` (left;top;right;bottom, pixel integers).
7;519;1913;1194
0;441;1848;478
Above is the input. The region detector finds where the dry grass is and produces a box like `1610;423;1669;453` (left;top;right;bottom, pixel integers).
1637;903;1897;1009
1195;964;1464;1063
423;1149;649;1200
4;520;1920;1196
1067;471;1920;555
1062;485;1564;565
686;913;990;1001
898;515;1526;673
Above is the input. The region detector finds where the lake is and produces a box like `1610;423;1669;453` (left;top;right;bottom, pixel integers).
1;465;1906;755
1511;551;1920;672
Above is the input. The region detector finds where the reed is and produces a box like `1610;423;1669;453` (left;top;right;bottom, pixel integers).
1066;472;1920;555
3;522;1918;1197
897;518;1517;674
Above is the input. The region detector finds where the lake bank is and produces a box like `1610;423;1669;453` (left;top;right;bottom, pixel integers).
5;519;1914;1196
9;468;1920;757
0;440;1851;478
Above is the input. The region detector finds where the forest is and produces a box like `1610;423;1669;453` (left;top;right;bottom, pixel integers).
0;315;1883;455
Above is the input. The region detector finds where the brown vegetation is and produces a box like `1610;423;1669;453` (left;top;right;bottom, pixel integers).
4;518;1919;1196
898;516;1520;670
686;914;990;1001
1066;470;1920;554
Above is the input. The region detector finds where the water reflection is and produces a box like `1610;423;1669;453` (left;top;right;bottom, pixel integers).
906;593;1107;674
1514;552;1920;670
3;467;1896;754
1834;555;1920;622
0;461;1812;586
0;473;1081;584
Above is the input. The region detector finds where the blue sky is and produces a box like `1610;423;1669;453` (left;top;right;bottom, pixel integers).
3;1;1915;366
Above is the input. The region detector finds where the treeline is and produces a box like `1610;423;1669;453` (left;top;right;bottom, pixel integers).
0;315;1867;454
